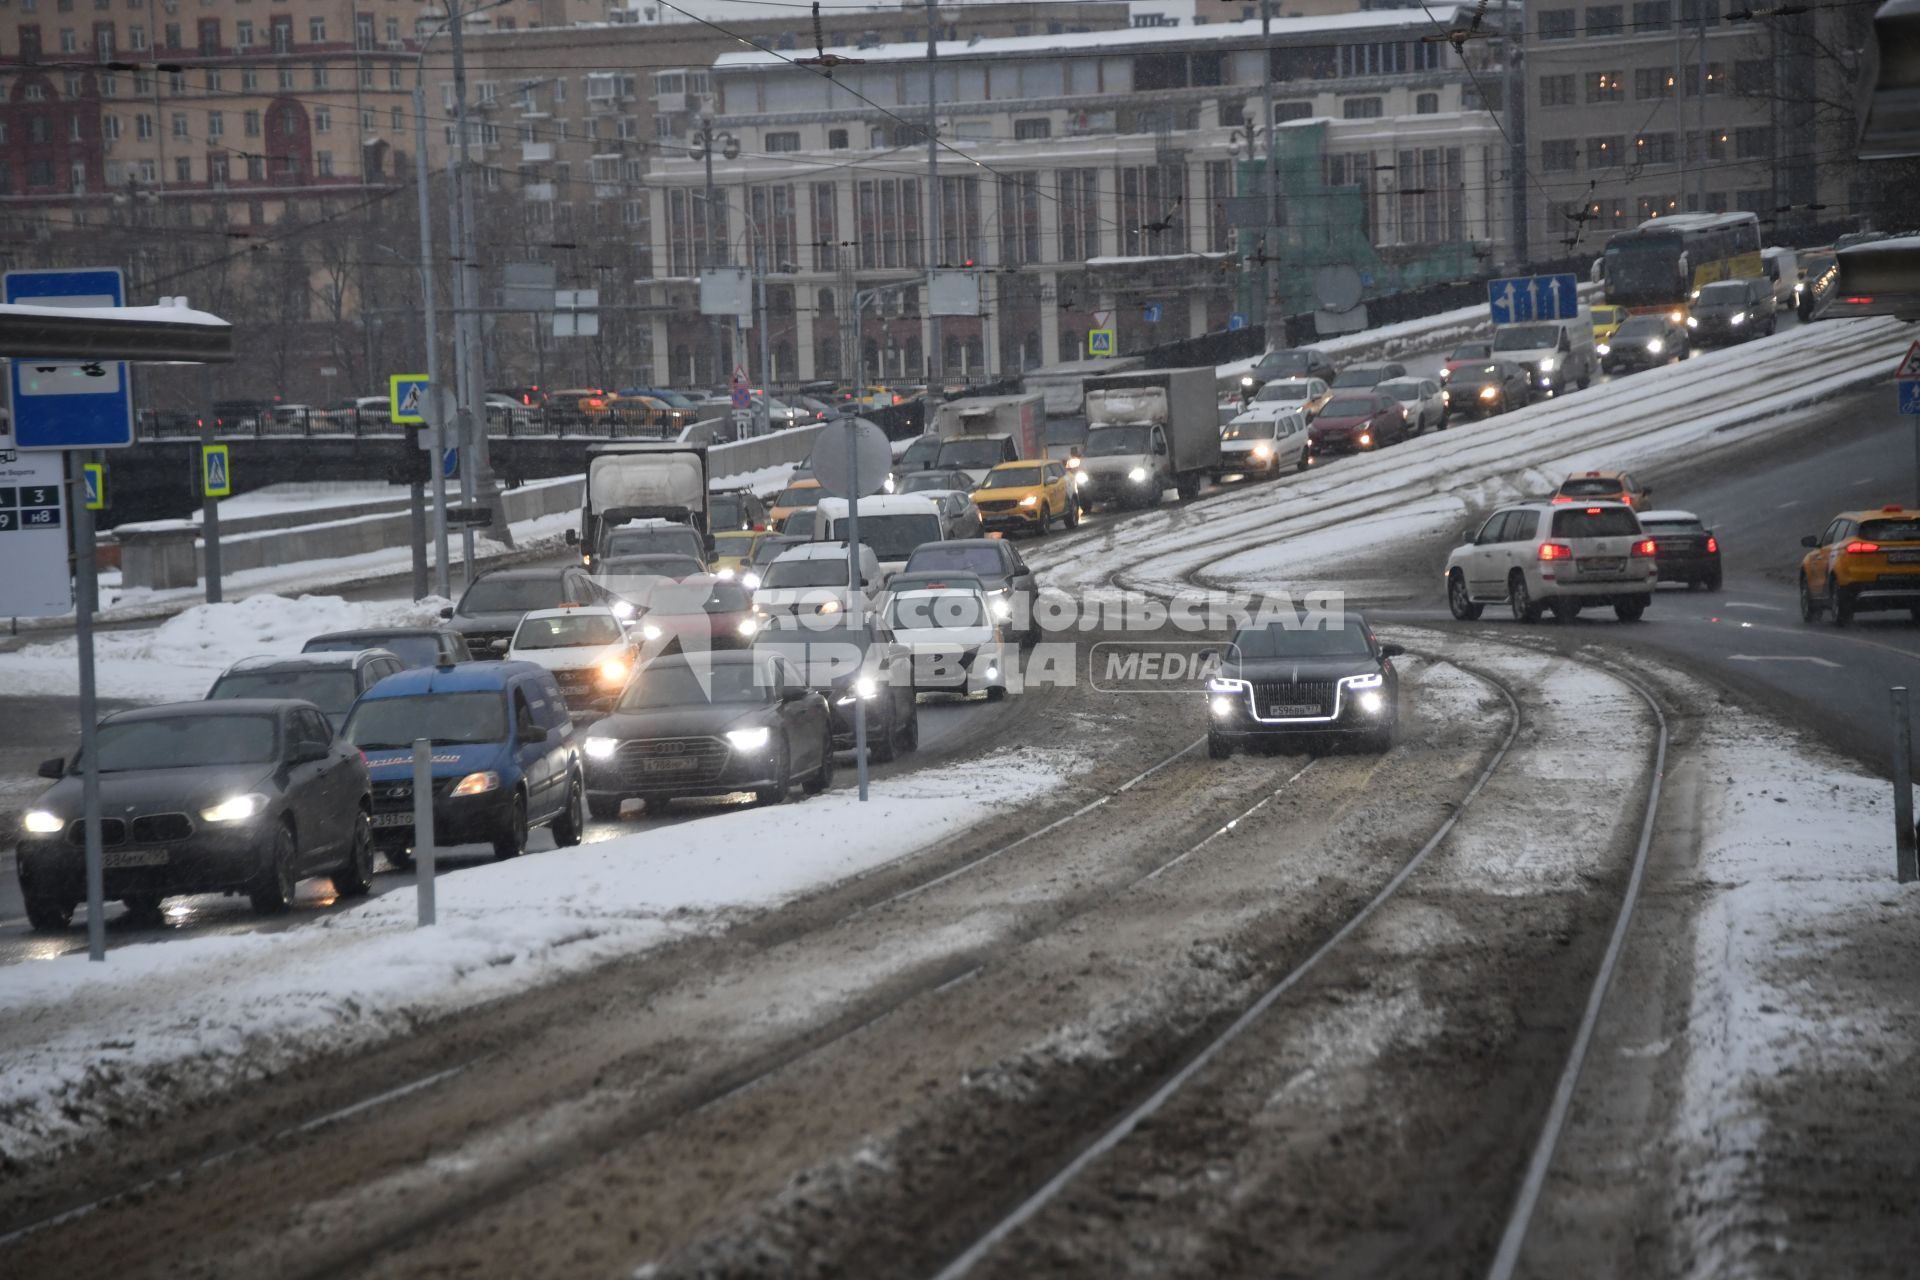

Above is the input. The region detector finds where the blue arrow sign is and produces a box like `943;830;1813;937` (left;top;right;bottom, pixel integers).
1488;277;1527;324
1900;379;1920;417
5;268;135;450
1144;303;1163;324
443;446;459;479
1228;312;1248;331
1488;273;1582;325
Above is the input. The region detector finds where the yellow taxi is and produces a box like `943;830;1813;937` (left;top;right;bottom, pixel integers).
1590;304;1630;347
711;529;769;579
971;459;1079;535
768;476;822;528
1550;469;1653;512
1798;504;1920;625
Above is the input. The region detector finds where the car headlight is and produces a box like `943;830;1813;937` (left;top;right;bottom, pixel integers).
990;596;1012;620
599;657;631;683
715;566;735;580
199;792;269;824
1341;672;1385;690
640;623;663;641
1064;455;1081;469
815;599;841;615
1686;316;1699;328
1251;442;1272;458
610;599;635;619
1206;676;1248;693
1646;338;1664;353
854;675;878;699
737;617;759;637
1479;385;1498;400
1730;312;1746;326
1595;342;1610;355
725;726;771;751
1539;355;1558;372
1019;494;1038;507
1127;467;1149;483
743;572;762;591
450;770;500;796
1358;690;1385;715
1358;432;1372;446
23;809;65;834
882;474;896;494
1240;375;1254;387
1439;367;1452;381
584;736;619;760
1210;696;1235;717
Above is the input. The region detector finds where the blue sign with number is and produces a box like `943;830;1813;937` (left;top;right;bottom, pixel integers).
1488;273;1581;325
4;267;135;450
1228;312;1248;331
1900;380;1920;416
1144;303;1163;324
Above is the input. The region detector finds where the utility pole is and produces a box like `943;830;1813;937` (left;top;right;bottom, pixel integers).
448;2;508;555
1503;15;1527;265
700;114;726;388
924;0;942;387
1695;2;1708;213
414;83;450;599
1261;0;1277;328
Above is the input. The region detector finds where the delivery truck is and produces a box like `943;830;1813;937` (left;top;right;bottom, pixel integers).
928;392;1045;486
1076;368;1223;509
567;441;711;569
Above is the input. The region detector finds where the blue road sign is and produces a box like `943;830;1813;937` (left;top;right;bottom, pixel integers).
1228;312;1248;331
1900;380;1920;416
5;268;135;450
1144;303;1163;324
443;446;459;479
201;444;231;497
1488;273;1581;325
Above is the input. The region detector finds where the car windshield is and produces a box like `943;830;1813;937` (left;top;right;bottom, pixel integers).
304;634;437;667
208;668;359;715
827;513;942;558
88;714;279;772
460;576;569;613
514;614;625;649
619;660;774;708
1450;343;1493;359
1254;351;1312;375
980;466;1044;489
751;538;804;567
938;439;1009;469
1559;477;1624;496
1043;420;1087;446
1318;397;1376;418
1377;381;1423;401
1696;282;1748;305
1616;315;1668;337
709;496;753;530
1641;516;1706;533
1332;367;1384;387
1552;508;1642;537
762;557;849;589
1084;424;1151;456
897;436;944;468
1222;419;1276;440
1860;517;1920;541
346;691;507;748
1451;364;1501;385
889;593;989;629
1255;380;1314;403
601;555;702;581
1494;326;1560;350
775;485;821;509
603;527;701;558
639;580;753;613
899;471;962;493
906;545;1007;579
1230;620;1372;659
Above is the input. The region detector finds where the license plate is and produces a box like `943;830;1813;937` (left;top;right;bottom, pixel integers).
369;812;414;828
1582;557;1624;572
1267;703;1322;717
1890;551;1920;564
640;757;698;773
104;848;169;868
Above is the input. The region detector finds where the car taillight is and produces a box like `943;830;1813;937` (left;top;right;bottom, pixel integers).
1706;536;1718;553
1843;540;1880;554
1844;296;1874;305
1631;539;1657;557
1551;495;1572;503
1538;542;1574;561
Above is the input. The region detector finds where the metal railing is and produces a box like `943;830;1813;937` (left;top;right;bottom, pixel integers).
136;405;692;441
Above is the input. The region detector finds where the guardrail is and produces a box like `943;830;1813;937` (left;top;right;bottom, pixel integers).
136;406;693;441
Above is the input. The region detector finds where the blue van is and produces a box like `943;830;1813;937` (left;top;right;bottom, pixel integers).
342;660;585;865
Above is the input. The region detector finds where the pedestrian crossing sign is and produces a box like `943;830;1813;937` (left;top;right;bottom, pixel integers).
1896;340;1920;380
202;443;231;498
82;461;106;511
1088;328;1116;357
389;373;430;424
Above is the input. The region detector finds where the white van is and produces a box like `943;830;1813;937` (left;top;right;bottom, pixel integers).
754;542;883;630
813;494;948;581
1491;313;1599;397
1760;246;1802;312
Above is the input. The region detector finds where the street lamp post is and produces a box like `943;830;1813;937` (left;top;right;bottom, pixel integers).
692;115;740;389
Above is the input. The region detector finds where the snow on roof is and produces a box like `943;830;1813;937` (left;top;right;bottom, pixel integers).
1084;251;1236;268
714;8;1463;70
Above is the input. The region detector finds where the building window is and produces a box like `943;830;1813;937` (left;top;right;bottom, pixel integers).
307;16;324;41
270;17;289;52
243;68;257;90
1679;0;1720;26
100;113;120;139
235;18;251;46
161;20;177;47
1634;131;1675;163
1637;193;1678;219
208;152;227;184
59;26;77;50
1734;125;1772;158
1734;58;1771;94
1587;72;1624;103
1632;0;1670;30
811;182;836;269
1057;167;1100;261
127;24;145;49
278;66;294;89
764;130;799;152
197;16;216;54
1588;5;1624;35
1634;66;1673;98
1540;74;1575;107
205;68;219;91
1415;92;1438;114
174;155;190;182
390;106;402;130
1683;62;1724;94
316;150;332;176
247;156;264;181
1541;139;1579;171
1587;135;1623;167
244;108;259;136
1013;117;1050;140
359;108;371;131
1274;101;1315;122
997;170;1042;266
313;105;329;132
312;63;328;88
354;13;371;49
1539;8;1576;37
134;111;151;138
206;109;222;137
1342;97;1384;118
827;128;848;150
170;110;187;138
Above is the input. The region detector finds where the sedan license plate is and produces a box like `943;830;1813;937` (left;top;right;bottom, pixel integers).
1581;557;1624;573
369;812;414;828
1268;703;1322;717
1889;550;1920;564
104;848;169;868
641;757;698;773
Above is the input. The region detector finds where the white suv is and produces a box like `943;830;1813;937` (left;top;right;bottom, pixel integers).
1446;501;1657;623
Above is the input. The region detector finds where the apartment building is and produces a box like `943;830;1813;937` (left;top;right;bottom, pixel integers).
1525;0;1869;253
641;8;1513;388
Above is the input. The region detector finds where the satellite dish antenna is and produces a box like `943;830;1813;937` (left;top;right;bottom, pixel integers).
1312;264;1365;314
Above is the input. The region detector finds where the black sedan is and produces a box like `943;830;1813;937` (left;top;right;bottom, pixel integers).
442;564;604;657
580;652;834;815
304;626;473;668
15;700;373;930
1639;509;1723;590
1205;615;1402;755
1601;313;1689;373
753;621;921;760
1443;359;1532;417
1687;278;1776;345
1240;347;1339;397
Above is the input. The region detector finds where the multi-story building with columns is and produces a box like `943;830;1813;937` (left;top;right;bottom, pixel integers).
641;8;1515;390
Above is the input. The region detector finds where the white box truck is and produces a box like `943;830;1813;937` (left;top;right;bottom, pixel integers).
1076;368;1223;509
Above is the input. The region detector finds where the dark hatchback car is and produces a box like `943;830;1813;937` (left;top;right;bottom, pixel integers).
16;700;374;930
1687;278;1777;345
1205;616;1403;756
1240;347;1339;396
901;538;1040;643
304;626;472;669
1329;361;1408;391
442;565;603;657
1444;359;1532;417
1639;509;1722;590
1601;313;1689;373
1306;393;1408;458
580;651;835;816
206;650;407;729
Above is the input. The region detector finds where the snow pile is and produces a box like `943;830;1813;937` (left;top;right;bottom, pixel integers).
0;593;449;703
0;746;1087;1170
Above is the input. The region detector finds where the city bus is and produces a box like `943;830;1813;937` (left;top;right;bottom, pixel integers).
1599;212;1765;316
